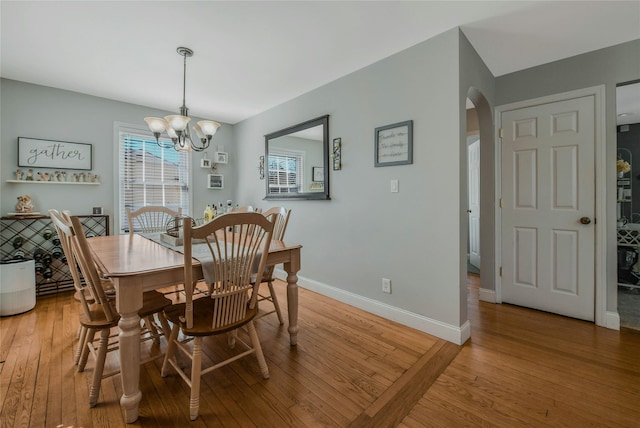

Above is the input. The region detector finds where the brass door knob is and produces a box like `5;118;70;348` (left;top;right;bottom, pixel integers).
580;217;592;225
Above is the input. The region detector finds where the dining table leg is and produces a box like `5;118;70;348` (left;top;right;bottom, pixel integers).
284;248;301;346
114;279;143;423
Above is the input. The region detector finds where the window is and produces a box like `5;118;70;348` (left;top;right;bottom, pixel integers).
117;125;190;233
268;151;303;194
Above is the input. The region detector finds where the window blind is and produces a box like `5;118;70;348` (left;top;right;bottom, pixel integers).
118;129;190;233
268;150;304;194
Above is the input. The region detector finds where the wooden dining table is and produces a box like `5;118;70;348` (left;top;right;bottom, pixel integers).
86;233;301;423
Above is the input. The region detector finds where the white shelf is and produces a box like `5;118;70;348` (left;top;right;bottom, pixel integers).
6;180;99;185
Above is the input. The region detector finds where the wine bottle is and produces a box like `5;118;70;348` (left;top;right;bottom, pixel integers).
42;228;53;240
42;254;52;266
13;249;25;260
12;236;24;249
204;205;213;222
52;237;61;246
33;248;45;261
34;261;43;274
43;267;53;279
52;247;63;259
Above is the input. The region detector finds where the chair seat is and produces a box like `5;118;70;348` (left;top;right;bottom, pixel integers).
139;290;172;318
78;290;170;328
164;297;257;337
79;305;120;329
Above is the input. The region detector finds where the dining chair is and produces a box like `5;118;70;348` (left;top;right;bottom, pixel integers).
256;207;291;324
235;205;262;213
128;205;187;300
56;209;164;351
126;206;182;235
49;210;172;407
161;212;274;420
49;209;101;365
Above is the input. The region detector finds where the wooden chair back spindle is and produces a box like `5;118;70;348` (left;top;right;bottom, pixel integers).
127;206;182;235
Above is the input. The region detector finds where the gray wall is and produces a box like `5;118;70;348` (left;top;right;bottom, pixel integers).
234;28;467;338
0;79;235;232
496;39;640;314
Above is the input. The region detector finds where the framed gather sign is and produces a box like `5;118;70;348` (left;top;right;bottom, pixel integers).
18;137;93;170
374;120;413;167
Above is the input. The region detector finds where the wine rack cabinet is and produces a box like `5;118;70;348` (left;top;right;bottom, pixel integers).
1;215;109;295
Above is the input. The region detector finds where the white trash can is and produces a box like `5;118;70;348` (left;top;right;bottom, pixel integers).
0;258;36;316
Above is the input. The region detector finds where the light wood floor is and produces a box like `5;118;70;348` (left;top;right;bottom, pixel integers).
2;276;640;427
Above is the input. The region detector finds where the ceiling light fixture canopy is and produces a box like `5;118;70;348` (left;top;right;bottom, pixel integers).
144;47;220;152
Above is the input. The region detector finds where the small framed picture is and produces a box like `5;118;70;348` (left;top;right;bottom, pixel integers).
200;158;212;168
312;166;324;182
215;152;228;164
208;174;224;189
375;120;413;167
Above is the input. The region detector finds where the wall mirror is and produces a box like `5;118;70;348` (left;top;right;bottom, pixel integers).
264;115;330;200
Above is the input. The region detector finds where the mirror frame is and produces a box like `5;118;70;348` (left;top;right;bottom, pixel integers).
264;115;330;200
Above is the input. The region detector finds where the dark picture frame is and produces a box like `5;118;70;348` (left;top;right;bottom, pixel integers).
374;120;413;167
312;166;324;182
207;174;224;189
18;137;93;170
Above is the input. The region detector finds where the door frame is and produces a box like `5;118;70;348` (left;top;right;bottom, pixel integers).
494;85;609;327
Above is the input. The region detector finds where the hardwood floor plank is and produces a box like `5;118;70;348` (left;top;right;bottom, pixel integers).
349;340;460;428
455;342;640;426
25;297;57;427
45;297;65;427
1;299;41;427
263;338;363;421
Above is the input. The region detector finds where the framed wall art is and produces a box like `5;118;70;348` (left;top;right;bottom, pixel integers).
374;120;413;167
207;174;224;189
214;152;228;164
312;166;324;182
18;137;93;170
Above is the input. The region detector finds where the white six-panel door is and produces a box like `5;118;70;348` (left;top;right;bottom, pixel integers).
501;95;595;321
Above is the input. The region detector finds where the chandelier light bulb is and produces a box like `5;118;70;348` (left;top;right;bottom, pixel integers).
193;124;206;141
144;117;167;135
197;120;221;138
166;127;178;142
164;115;190;132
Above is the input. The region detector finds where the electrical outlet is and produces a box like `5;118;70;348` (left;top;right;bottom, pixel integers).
382;278;392;293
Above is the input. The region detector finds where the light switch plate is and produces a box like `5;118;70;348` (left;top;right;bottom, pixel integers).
390;179;399;193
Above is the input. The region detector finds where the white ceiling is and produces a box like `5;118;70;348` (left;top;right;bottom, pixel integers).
1;1;639;125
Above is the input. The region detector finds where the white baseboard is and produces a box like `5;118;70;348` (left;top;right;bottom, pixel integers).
604;310;620;330
478;288;496;303
274;270;471;345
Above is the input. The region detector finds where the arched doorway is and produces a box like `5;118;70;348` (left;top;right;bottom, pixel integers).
461;87;496;339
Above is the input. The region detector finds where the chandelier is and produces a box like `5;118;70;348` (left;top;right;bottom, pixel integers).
144;47;220;152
